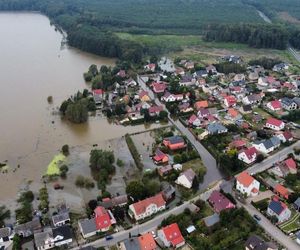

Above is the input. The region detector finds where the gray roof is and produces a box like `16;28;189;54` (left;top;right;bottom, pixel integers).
181;168;196;183
78;218;96;235
270;136;280;147
281;97;294;106
207;123;227;134
262;139;274;150
203;213;220;227
52;211;70;225
53;225;72;243
294;197;300;208
0;227;11;239
162;184;176;199
99;195;128;209
123;238;140;250
293;97;300;106
245;235;277;250
34;228;53;249
15;218;42;236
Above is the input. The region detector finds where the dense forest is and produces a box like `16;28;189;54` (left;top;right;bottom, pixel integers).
0;0;300;59
204;24;289;49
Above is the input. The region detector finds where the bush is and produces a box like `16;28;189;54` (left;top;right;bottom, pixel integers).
61;144;69;156
125;134;144;170
116;158;124;167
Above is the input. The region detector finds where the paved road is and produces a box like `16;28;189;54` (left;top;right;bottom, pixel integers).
239;201;300;250
246;140;300;175
73;183;221;249
137;76;223;191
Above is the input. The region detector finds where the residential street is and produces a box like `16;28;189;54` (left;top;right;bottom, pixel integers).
238;201;300;250
137;76;224;191
247;140;300;175
73;183;221;249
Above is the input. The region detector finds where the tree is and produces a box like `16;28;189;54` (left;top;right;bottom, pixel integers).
88;200;98;211
65;98;89;123
0;206;10;227
126;181;147;201
12;235;21;250
61;144;69;156
159;110;168;120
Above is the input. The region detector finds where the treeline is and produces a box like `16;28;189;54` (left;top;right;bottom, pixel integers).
204;24;288;49
248;57;282;69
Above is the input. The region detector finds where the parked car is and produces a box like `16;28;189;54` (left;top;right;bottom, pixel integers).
253;214;261;221
105;235;114;241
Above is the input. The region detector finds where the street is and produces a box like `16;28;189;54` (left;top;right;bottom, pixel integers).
238;201;300;250
137;76;224;191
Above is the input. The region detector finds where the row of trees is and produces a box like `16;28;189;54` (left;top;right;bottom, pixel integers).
204;24;288;50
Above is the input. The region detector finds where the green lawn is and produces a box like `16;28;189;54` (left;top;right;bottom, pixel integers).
46;153;65;176
279;212;300;233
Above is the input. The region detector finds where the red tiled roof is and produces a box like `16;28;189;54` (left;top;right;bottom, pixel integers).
94;206;111;230
189;114;198;124
270;100;281;109
236;171;255;187
93;89;104;95
266;117;284;127
152;82;167;93
285;158;297;170
228;108;239;118
153;149;168;162
161;223;185;247
283;131;293;141
242;147;257;160
138;233;157;250
208;190;235;213
149;105;163;114
194;100;208;109
132;193;166;216
224;95;237;106
274;184;289;198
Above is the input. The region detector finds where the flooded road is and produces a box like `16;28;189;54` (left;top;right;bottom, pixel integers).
0;12;160;200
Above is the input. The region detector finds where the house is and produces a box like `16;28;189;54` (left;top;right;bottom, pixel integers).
273;62;289;72
0;227;12;243
238;147;258;165
207;123;228;135
175;67;185;76
194;100;208;110
206;65;217;74
178;102;193;113
267;100;281;111
122;238;140;250
161;92;184;102
224;95;237;107
188;114;201;127
158;165;173;177
98;195;128;209
162;184;176;201
236;171;260;197
253;139;280;154
222;55;241;64
293;197;300;212
226;108;241;120
173;164;183;171
179;75;196;87
265;118;285;131
78;218;97;239
94;206;116;232
128;193;166;221
240;104;252;114
274;184;290;199
163;136;186;150
193;70;208;78
92;89;104;104
138;232;157;250
144;63;156;72
184;61;194;69
267;197;291;223
34;226;72;250
284;158;297;174
176;168;196;189
276;131;293;143
151;82;167;94
15;218;42;237
197;108;210;119
139;91;151;102
230;139;247;150
242;94;262;105
245;235;278;250
148;105;163;117
281;97;297;110
296;231;300;245
208;190;235;213
153;149;169;165
158;223;185;249
52;211;70;227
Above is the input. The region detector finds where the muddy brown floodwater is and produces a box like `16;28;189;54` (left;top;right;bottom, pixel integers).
0;12;161;203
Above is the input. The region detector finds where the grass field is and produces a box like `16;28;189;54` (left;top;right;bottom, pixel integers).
279;212;300;233
116;32;298;65
46;153;65;176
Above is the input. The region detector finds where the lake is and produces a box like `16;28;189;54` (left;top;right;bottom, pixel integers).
0;12;159;201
